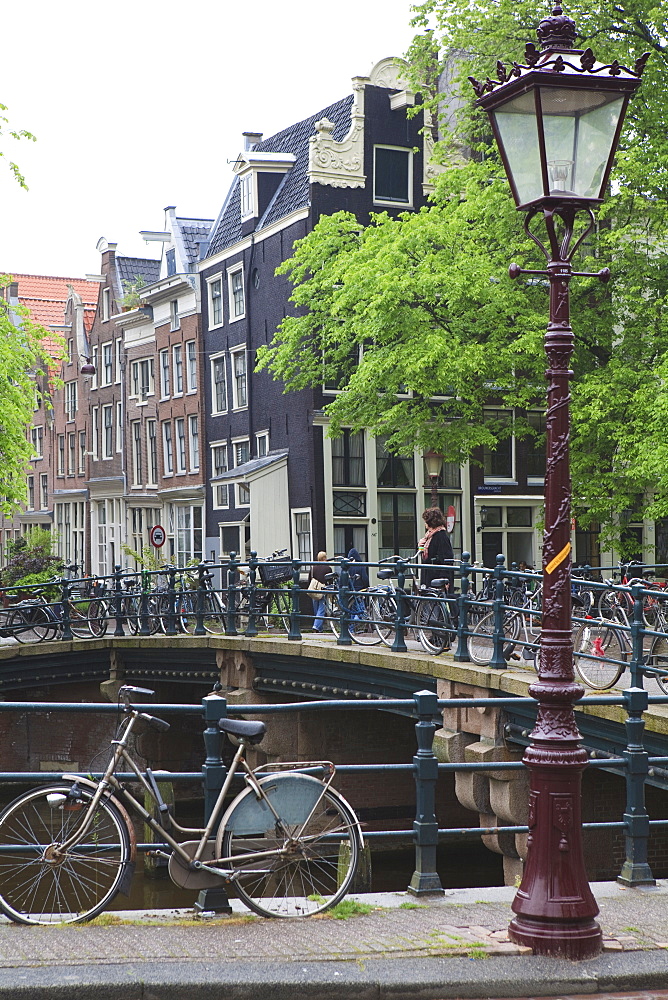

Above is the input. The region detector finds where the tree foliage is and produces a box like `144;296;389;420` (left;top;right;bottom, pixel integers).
0;101;35;190
257;0;668;553
0;528;63;592
0;278;61;514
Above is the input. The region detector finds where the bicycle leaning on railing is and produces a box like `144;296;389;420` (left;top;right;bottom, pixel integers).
0;685;363;925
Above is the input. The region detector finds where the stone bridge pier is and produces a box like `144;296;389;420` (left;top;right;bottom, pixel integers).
435;677;529;886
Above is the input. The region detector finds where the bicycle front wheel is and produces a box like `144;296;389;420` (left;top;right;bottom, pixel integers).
0;783;132;925
218;773;360;918
349;592;382;645
573;621;626;689
416;596;450;655
9;604;54;643
647;635;668;695
467;611;520;666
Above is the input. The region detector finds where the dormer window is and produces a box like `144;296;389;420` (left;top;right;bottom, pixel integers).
166;248;176;276
240;174;254;219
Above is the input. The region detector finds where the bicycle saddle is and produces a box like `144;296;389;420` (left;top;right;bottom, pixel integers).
219;718;266;743
377;569;394;580
429;578;449;589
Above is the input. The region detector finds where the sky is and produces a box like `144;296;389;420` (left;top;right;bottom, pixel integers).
0;0;418;279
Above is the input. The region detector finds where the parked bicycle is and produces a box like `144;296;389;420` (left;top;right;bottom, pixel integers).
370;556;457;655
0;685;363;925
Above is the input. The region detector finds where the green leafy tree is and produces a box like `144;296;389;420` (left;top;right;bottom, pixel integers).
1;528;63;593
258;0;668;554
0;278;60;514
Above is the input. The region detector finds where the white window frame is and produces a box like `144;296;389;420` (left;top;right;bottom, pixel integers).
57;434;65;476
68;431;76;476
65;381;77;422
175;417;187;474
102;286;110;322
189;414;199;472
483;407;517;484
31;425;43;459
186;340;197;392
102;404;114;460
211;354;227;414
162;421;174;476
233;437;250;468
240;173;254;219
78;430;86;475
211;442;229;509
146;419;158;486
131;358;153;403
115;338;122;384
208;276;223;328
172;344;184;396
91;407;99;460
102;341;113;385
291;508;312;563
230;347;247;410
236;482;250;508
131;419;142;486
116;400;123;453
256;430;269;458
27;475;34;511
373;144;414;208
228;265;245;322
170;299;180;331
91;346;99;390
160;349;170;399
40;473;48;510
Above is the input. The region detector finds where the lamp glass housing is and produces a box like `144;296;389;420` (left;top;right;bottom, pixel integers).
491;86;626;208
423;451;443;480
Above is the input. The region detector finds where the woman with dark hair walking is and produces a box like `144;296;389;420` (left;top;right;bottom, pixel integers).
419;508;454;591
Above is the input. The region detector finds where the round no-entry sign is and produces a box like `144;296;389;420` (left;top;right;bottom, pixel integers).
150;524;166;548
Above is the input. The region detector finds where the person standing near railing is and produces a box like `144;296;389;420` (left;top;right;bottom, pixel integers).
347;547;368;617
307;551;332;633
419;508;454;590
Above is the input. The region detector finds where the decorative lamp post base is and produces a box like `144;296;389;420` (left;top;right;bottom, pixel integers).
509;914;602;959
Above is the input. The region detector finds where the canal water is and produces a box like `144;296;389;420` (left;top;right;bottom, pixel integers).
110;842;504;911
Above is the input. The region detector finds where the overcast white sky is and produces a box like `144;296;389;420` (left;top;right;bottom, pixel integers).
0;0;418;279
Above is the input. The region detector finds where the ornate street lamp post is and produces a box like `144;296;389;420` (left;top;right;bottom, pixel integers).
470;6;647;959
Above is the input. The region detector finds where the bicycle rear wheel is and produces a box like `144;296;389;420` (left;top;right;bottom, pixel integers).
416;596;450;655
467;611;520;666
0;784;132;925
87;598;109;637
9;604;53;643
218;773;360;918
349;592;382;645
573;621;626;689
373;592;397;645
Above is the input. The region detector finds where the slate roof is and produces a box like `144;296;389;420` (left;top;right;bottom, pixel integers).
206;94;354;259
116;256;161;288
176;217;214;270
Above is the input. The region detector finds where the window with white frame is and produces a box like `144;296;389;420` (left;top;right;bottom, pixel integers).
131;358;153;402
31;425;43;458
57;435;65;476
240;173;253;218
212;356;227;413
175;417;187;473
102;287;110;321
102;405;113;459
160;349;170;398
186;340;197;392
68;432;76;476
209;277;223;326
293;509;312;563
56;500;86;569
234;438;250;467
373;145;413;206
78;431;86;474
67;338;73;365
116;401;122;453
256;431;268;458
231;349;247;409
172;344;183;396
131;420;142;485
27;475;34;510
91;346;99;389
162;421;173;475
483;409;515;481
237;482;250;507
91;407;99;460
40;473;48;510
146;420;158;485
212;444;229;508
102;342;113;385
65;381;77;421
115;338;122;383
170;299;179;331
170;503;203;567
228;266;245;320
189;415;199;471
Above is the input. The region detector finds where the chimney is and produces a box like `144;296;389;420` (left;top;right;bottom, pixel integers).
243;131;263;151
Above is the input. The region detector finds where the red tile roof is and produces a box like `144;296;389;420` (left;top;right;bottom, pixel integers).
2;272;99;329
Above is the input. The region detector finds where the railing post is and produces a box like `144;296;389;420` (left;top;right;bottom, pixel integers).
194;563;207;637
454;551;471;662
391;558;409;654
490;554;507;669
225;552;239;637
244;551;259;638
288;559;302;640
60;576;73;641
629;582;646;690
408;689;444;895
197;692;232;914
113;564;125;637
164;566;178;638
337;558;353;646
139;570;150;637
618;686;655;887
